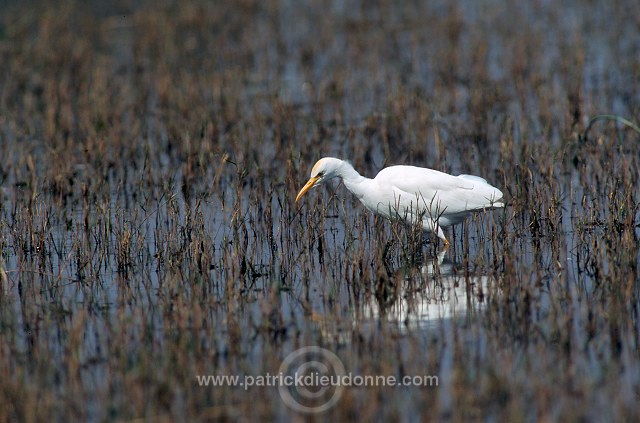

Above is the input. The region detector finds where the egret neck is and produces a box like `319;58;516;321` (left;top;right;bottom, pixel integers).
335;161;370;201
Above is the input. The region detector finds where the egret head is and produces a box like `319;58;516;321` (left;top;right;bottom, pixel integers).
295;157;343;202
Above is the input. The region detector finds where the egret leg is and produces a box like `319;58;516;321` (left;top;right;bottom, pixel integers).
436;226;449;251
422;219;450;251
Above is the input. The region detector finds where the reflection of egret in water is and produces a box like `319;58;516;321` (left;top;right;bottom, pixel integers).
306;252;497;344
366;251;493;331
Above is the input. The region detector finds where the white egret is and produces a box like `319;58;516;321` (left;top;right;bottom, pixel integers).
296;157;504;248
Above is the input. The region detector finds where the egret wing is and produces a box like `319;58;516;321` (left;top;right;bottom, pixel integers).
458;174;488;184
375;165;501;215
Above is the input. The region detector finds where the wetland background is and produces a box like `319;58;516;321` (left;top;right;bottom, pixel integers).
0;0;639;421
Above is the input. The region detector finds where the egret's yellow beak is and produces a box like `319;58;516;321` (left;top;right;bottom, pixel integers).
296;176;320;202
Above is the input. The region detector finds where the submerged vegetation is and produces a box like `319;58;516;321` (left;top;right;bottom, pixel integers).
0;0;639;421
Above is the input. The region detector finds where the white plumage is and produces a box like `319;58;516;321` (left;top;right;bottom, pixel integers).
296;157;504;247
